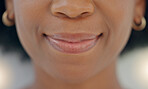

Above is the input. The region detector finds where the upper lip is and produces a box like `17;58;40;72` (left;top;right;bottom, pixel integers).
45;33;102;42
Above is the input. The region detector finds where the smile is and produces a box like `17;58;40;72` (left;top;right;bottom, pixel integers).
44;33;102;54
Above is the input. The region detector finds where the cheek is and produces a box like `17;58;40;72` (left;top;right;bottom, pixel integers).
91;0;135;66
99;0;134;53
13;0;50;58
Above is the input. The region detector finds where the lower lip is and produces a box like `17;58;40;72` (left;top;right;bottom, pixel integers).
45;36;99;54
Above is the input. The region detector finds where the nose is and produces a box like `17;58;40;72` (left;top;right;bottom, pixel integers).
51;0;95;19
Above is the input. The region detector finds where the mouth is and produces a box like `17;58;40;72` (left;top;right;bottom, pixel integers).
44;33;103;54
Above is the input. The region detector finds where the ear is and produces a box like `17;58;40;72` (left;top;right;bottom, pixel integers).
133;0;146;29
5;0;15;22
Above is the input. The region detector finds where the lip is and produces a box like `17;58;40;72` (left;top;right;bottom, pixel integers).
44;33;102;54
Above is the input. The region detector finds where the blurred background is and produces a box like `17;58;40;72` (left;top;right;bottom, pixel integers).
0;0;148;89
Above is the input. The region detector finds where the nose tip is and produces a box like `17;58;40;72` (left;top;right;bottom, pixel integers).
51;1;94;19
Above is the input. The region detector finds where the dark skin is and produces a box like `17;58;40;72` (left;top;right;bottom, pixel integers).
5;0;146;89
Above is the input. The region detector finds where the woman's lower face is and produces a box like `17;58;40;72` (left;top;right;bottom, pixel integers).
11;0;136;83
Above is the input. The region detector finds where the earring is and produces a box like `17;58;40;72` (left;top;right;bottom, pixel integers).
2;11;14;27
132;17;146;31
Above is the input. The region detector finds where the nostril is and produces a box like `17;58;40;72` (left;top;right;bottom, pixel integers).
54;11;92;19
55;12;68;18
54;11;85;19
81;12;91;17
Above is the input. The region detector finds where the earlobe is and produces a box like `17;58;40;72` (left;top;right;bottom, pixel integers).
4;0;15;23
2;11;15;27
132;17;146;31
133;0;146;31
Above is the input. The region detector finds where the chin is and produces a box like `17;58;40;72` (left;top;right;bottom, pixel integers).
46;64;98;84
54;72;93;84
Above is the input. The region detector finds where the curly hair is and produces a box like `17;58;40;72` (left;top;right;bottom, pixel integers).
0;0;148;60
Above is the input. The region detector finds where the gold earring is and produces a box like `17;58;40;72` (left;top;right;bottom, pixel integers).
2;11;14;27
132;17;146;31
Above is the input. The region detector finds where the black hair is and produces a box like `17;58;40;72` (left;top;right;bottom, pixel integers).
0;0;148;61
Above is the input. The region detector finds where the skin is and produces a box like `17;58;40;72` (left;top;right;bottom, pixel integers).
5;0;146;89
